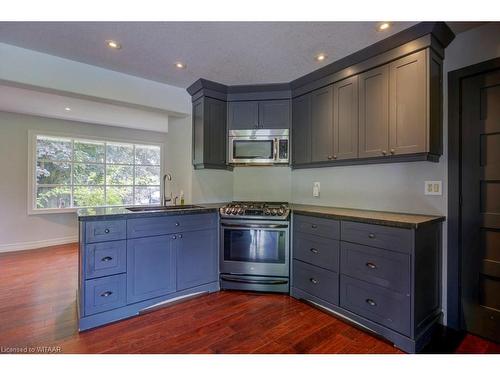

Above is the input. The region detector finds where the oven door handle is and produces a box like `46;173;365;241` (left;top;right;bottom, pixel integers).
221;223;289;229
221;275;289;285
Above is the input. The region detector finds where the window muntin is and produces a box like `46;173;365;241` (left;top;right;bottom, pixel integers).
34;135;161;210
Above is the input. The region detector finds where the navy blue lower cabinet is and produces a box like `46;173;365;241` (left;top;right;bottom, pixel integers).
290;213;442;353
177;229;218;291
126;235;177;304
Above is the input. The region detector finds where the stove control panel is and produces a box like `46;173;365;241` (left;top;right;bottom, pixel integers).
220;202;290;220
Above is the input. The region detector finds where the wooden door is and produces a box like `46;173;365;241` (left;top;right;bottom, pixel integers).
389;50;427;155
292;93;312;165
461;68;500;343
259;100;290;129
126;235;176;304
333;75;359;160
205;97;227;166
358;65;389;158
311;85;334;162
177;229;218;291
227;101;259;130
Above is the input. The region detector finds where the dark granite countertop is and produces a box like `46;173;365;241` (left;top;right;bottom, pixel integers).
291;204;445;229
77;203;226;221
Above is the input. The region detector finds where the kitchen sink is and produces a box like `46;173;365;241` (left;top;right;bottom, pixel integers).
126;205;203;212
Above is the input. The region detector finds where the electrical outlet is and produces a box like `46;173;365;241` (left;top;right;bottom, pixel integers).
313;182;320;197
424;181;442;195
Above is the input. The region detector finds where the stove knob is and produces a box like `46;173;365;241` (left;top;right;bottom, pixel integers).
278;209;285;216
271;209;278;215
264;209;271;215
238;208;244;215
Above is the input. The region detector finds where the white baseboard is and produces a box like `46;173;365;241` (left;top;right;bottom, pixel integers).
0;236;78;253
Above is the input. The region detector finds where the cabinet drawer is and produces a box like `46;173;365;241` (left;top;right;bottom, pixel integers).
294;214;340;240
127;213;217;238
84;274;126;315
85;220;126;243
293;232;339;272
341;221;413;253
85;240;126;279
340;242;410;294
340;275;410;336
293;260;339;305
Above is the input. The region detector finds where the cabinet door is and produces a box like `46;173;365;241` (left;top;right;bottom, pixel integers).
192;98;204;166
292;94;312;165
259;100;290;129
389;50;427;155
333;75;359;160
228;101;259;130
311;85;334;162
205;97;227;165
359;65;389;158
177;229;218;291
127;235;176;304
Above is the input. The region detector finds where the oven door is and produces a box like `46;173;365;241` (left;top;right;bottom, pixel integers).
220;220;289;277
229;137;276;164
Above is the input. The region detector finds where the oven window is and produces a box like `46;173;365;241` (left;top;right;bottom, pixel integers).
233;140;273;159
224;229;286;264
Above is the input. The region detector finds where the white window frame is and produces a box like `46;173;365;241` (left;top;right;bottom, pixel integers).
28;130;164;215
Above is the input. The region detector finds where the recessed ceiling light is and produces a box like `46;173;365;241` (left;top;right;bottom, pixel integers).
106;40;122;49
175;62;186;69
377;22;391;31
64;107;71;111
315;53;327;62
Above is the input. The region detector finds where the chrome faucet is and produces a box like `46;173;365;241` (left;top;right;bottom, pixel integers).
162;173;173;206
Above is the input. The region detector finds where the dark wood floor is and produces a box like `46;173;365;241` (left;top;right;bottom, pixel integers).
0;244;498;354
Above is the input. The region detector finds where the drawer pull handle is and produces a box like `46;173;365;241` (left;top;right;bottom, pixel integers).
368;233;376;239
175;222;180;227
310;248;319;254
309;278;319;285
104;229;110;234
311;224;318;229
366;262;377;269
101;256;113;262
172;235;177;240
100;291;113;297
366;298;377;307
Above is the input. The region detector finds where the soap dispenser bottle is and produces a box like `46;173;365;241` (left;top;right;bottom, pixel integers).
180;190;185;205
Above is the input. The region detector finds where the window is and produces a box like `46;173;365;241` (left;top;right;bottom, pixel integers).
31;133;162;212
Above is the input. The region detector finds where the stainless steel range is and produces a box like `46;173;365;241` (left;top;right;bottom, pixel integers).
219;201;290;293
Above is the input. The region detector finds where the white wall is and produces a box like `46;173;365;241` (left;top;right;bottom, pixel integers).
0;111;169;251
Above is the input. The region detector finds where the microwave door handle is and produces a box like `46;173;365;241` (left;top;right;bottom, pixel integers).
273;138;278;161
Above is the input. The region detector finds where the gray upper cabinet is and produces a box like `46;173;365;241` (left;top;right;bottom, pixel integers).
292;94;312;165
192;96;228;170
358;65;390;158
311;85;334;162
228;100;290;130
333;75;359;160
227;101;259;129
389;49;427;155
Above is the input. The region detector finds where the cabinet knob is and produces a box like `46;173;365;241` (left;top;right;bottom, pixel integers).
309;278;319;285
178;234;183;239
333;155;337;159
172;235;177;240
366;298;377;307
366;262;377;269
327;155;333;160
175;222;180;227
368;233;376;239
104;229;110;234
100;291;113;297
381;150;387;156
101;256;113;262
390;149;395;155
311;224;318;229
310;248;319;254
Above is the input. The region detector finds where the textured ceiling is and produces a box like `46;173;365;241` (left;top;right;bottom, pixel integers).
0;22;482;89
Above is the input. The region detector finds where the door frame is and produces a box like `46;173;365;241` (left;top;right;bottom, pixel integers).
447;56;500;329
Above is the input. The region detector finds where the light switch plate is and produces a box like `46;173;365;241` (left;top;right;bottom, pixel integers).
425;181;442;195
313;182;320;197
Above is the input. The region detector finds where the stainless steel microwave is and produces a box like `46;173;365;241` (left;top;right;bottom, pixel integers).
228;129;289;165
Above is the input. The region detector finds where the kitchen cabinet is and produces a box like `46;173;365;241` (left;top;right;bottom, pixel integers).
192;96;228;170
228;100;290;130
358;65;390;158
333;75;359;160
291;94;312;165
311;85;334;162
78;212;219;331
290;213;442;353
177;229;218;291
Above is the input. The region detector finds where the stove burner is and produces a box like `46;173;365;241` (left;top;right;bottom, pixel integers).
220;201;290;220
